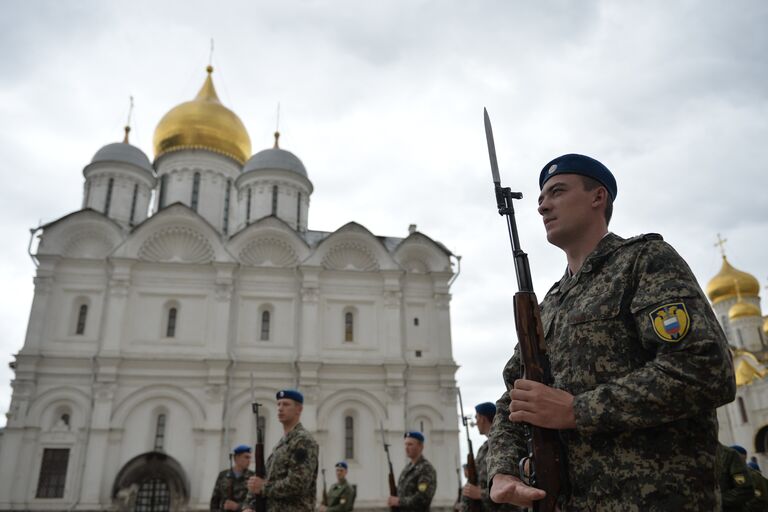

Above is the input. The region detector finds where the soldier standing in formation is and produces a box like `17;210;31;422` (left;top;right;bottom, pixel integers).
210;444;255;511
319;461;355;512
462;402;518;512
387;431;437;512
245;389;319;512
486;154;735;510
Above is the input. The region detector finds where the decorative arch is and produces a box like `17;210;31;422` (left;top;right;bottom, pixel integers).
227;216;310;266
317;388;388;427
37;210;124;259
394;232;453;273
406;403;445;424
111;384;206;429
138;226;214;263
26;386;91;429
111;451;189;512
304;222;400;271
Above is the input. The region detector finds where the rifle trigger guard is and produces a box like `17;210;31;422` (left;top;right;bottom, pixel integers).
519;456;532;486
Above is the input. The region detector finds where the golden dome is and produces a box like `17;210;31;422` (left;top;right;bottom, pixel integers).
705;256;760;304
153;66;251;164
733;350;768;387
729;300;762;320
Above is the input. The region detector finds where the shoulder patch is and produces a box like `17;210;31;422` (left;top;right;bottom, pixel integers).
650;302;690;342
418;482;428;492
734;473;747;485
294;448;307;463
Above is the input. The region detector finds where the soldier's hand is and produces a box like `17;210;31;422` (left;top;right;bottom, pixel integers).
223;499;239;510
247;476;265;494
463;483;482;500
318;506;327;512
387;496;400;507
490;473;546;507
509;379;576;429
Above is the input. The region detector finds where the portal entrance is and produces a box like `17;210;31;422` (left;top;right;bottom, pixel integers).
112;452;188;512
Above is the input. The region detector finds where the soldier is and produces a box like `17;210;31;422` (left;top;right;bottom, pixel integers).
387;431;436;512
486;154;736;510
319;461;355;512
462;403;518;512
210;444;255;511
245;389;319;512
718;444;754;511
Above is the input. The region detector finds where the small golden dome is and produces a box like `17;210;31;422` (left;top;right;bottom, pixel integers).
153;66;251;164
705;256;760;304
733;349;767;387
729;300;762;320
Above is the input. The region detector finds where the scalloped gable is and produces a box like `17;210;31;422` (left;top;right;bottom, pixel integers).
303;221;401;271
37;208;126;259
111;202;235;263
227;215;311;267
394;231;453;273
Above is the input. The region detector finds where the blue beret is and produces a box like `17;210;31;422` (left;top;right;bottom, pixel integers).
748;461;760;471
276;389;304;403
233;444;251;455
539;154;617;201
335;461;348;470
404;431;425;442
475;402;496;419
731;445;747;455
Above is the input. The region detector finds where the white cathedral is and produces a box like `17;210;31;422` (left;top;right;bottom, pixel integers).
0;66;462;511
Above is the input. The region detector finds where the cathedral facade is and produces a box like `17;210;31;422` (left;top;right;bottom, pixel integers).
0;67;460;511
709;253;768;465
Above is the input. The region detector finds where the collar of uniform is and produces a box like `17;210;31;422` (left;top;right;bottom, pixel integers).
581;232;625;271
283;422;304;440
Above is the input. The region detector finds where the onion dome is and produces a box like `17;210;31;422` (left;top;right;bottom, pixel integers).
706;256;760;304
243;131;308;177
733;349;768;387
729;300;762;321
153;66;251;164
89;127;152;173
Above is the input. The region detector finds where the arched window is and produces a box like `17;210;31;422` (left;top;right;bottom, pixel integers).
223;179;232;234
271;185;278;215
104;177;114;215
260;310;271;341
159;175;168;209
191;172;201;211
166;307;178;338
344;415;354;459
75;304;88;335
154;413;167;451
738;396;749;423
344;311;354;342
35;448;69;498
129;183;139;225
84;180;91;208
246;188;252;225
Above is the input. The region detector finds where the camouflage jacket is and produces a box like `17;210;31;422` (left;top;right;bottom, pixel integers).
717;444;754;511
487;233;736;511
326;478;355;512
462;441;519;512
248;422;319;512
210;468;254;511
397;456;437;511
747;468;768;512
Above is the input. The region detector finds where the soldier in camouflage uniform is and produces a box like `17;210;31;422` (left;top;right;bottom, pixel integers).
462;403;518;512
319;461;355;512
486;154;736;511
387;431;437;512
245;389;318;512
210;444;255;511
718;444;756;511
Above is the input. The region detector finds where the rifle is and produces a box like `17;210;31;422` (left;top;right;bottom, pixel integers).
483;108;564;512
457;389;481;512
227;452;234;505
251;374;267;512
321;468;329;506
380;421;400;512
455;465;462;511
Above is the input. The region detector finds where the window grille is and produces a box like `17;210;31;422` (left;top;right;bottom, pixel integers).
271;185;278;215
344;312;354;342
154;414;166;451
36;448;69;498
75;304;88;335
260;310;271;341
191;172;201;211
344;416;354;459
166;308;177;338
134;477;170;512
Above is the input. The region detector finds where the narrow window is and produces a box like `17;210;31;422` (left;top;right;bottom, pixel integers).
166;308;177;338
223;179;232;235
159;175;168;209
36;448;69;498
104;178;114;215
344;415;354;459
414;317;419;326
60;413;70;427
271;185;278;215
415;350;422;358
246;188;252;225
260;310;271;341
737;329;744;347
75;304;88;335
738;397;749;423
296;192;302;230
154;414;166;451
191;172;201;211
344;312;354;342
129;183;139;225
419;420;424;432
84;181;91;208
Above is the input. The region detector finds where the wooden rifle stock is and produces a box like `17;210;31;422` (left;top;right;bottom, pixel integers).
514;292;563;512
380;423;400;512
251;398;267;512
457;388;481;512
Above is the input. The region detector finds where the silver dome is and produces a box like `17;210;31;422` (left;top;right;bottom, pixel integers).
91;142;153;173
243;147;307;177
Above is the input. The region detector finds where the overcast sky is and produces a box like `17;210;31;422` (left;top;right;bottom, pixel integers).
1;1;767;461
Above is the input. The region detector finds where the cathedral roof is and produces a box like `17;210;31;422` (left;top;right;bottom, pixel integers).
243;132;308;178
153;66;251;164
91;141;153;173
706;256;760;304
729;300;762;321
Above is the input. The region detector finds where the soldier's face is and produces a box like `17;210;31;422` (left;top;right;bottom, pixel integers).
537;174;600;248
276;398;302;423
234;452;252;470
335;467;347;480
474;414;491;436
404;438;423;459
